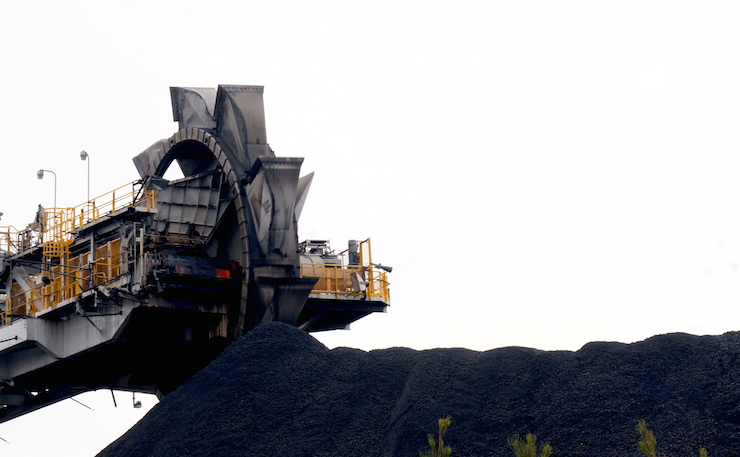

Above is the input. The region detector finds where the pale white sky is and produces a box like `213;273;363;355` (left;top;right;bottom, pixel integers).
2;1;740;455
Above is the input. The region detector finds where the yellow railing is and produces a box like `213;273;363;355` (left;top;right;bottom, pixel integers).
1;239;122;326
0;225;39;256
0;225;19;255
0;182;156;258
300;238;391;303
300;263;390;302
0;180;153;326
41;181;157;245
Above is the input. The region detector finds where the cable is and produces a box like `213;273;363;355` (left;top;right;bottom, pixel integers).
70;397;94;411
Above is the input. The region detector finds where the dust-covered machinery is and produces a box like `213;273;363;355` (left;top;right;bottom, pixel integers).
0;86;390;422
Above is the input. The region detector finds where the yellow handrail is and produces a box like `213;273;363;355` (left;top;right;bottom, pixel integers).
0;181;156;258
42;181;156;244
0;225;38;256
299;239;390;303
1;181;153;325
300;263;390;302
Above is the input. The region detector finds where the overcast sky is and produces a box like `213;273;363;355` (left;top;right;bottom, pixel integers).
2;1;740;455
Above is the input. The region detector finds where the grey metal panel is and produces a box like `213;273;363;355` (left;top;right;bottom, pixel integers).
170;87;217;131
0;301;137;379
154;174;222;239
245;157;304;265
132;139;170;179
212;85;273;171
295;172;314;222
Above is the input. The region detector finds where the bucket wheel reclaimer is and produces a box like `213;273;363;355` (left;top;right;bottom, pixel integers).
0;85;390;422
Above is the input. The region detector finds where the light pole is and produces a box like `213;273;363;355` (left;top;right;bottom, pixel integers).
37;169;57;209
80;150;90;214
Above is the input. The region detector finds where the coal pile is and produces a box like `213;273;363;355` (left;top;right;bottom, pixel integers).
98;323;740;457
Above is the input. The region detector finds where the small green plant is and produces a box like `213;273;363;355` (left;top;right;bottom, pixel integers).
420;416;452;457
508;433;553;457
637;419;658;457
637;420;708;457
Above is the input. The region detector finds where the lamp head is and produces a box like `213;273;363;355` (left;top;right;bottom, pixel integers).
369;262;393;273
80;150;88;161
37;169;44;180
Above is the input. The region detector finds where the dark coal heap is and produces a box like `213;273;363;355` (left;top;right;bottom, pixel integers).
97;323;740;457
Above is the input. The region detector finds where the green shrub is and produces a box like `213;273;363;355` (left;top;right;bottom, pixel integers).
420;416;452;457
508;433;553;457
637;420;708;457
637;419;658;457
